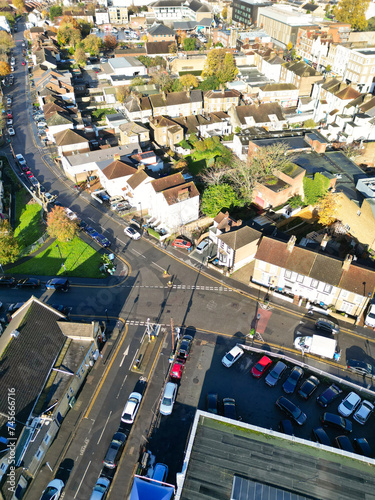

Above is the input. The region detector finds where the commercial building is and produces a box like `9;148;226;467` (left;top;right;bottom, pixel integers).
232;0;271;27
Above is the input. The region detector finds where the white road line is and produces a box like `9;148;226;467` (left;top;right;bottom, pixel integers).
97;411;112;445
117;238;127;245
88;217;96;223
151;261;166;272
116;374;127;399
74;460;91;499
119;346;129;368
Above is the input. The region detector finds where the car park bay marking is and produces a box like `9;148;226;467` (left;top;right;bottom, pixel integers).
97;410;112;445
74;460;91;499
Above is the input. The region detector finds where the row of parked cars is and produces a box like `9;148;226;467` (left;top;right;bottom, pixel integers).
222;347;374;457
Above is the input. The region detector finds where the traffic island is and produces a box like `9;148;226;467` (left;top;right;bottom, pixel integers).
131;323;162;374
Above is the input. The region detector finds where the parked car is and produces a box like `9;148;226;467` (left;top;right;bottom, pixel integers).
103;432;127;469
283;366;304;394
26;170;33;178
177;335;193;360
152;463;168;483
298;375;320;400
316;383;342;408
251;355;272;378
7;118;12;125
265;360;287;387
347;359;375;377
206;392;219;414
338;392;361;417
221;345;244;368
0;276;16;287
353;400;374;425
172;238;192;250
15;153;26;167
312;427;331;446
278;419;294;435
30;176;39;187
353;437;372;457
315;318;340;335
89;476;110;500
321;412;352;433
65;208;77;220
45;278;70;292
195;238;211;254
365;303;375;327
17;278;40;289
51;304;72;316
222;397;237;419
8;127;15;136
40;479;64;500
124;226;141;240
335;435;355;453
94;234;111;248
276;396;307;425
85;227;99;238
121;392;142;424
7;302;24;314
170;360;185;380
160;382;177;416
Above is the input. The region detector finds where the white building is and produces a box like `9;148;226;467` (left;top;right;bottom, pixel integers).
95;9;110;25
0;16;10;33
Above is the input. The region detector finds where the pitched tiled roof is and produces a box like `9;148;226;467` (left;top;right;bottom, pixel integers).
119;122;148;136
218;226;262;250
261;83;297;92
102;160;137;180
54;128;88;146
255;237;375;293
0;299;66;431
235;103;285;125
126;169;149;190
148;23;175;36
146;41;174;54
151;172;186;192
335;86;361;101
205;89;241;99
46;111;73;126
189;0;210;12
163;181;199;205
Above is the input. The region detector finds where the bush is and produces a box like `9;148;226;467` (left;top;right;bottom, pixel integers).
147;227;160;240
288;195;303;208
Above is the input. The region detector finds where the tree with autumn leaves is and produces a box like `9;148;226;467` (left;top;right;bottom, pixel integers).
0;61;10;77
317;192;340;226
334;0;369;31
202;49;238;84
0;220;19;264
47;206;78;242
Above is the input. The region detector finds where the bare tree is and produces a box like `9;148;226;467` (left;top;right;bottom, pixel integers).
200;164;229;185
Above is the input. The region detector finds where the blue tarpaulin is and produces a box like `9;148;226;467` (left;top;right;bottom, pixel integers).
130;477;174;500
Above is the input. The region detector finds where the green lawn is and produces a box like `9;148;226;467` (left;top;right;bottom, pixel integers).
10;237;105;278
91;108;117;122
185;155;207;175
14;191;45;251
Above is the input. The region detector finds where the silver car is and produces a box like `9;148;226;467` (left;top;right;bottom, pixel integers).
265;361;287;387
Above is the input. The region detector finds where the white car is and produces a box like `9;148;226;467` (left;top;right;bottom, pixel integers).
365;303;375;328
65;208;77;220
294;336;313;353
16;153;26;166
121;392;142;423
124;226;141;240
222;345;244;368
338;391;361;417
89;477;110;500
160;382;177;416
7;97;11;105
7;118;12;125
8;127;15;136
196;238;211;254
353;400;374;425
40;479;64;500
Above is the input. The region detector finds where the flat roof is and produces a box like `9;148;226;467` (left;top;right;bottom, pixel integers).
176;412;375;500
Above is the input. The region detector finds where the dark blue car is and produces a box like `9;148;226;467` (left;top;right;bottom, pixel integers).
95;234;111;248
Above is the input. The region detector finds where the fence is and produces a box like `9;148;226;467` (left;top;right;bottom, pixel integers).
19;233;49;257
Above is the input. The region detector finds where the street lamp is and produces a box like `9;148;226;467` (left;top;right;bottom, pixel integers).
105;308;109;324
55;244;66;271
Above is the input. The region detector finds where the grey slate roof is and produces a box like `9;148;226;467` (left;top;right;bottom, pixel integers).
66;145;141;167
218;225;262;249
148;23;176;36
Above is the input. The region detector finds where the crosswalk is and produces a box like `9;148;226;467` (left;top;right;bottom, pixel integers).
120;284;234;292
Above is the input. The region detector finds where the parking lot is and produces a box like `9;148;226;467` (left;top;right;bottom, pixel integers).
146;332;375;485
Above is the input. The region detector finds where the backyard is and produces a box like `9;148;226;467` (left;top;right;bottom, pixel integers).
10;237;105;278
91;107;117;122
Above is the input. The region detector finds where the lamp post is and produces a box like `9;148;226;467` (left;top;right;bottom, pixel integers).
138;202;143;223
55;244;66;271
105;308;109;325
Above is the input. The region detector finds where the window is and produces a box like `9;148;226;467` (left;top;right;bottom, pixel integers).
35;449;43;460
284;270;292;280
297;274;304;283
270;264;278;274
340;289;349;299
258;260;266;271
44;434;51;445
311;279;319;288
324;284;333;294
354;294;362;304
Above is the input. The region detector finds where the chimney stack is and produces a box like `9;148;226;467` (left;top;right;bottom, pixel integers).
342;254;353;271
286;235;296;253
320;234;329;251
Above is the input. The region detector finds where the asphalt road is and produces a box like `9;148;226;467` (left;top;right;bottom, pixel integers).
4;20;375;500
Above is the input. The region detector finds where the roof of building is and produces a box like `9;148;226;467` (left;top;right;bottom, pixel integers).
0;298;66;432
66;145;141;167
119;121;149;136
235;103;285;125
148;23;176;36
46;111;74;126
54;128;88;146
146;41;175;54
189;0;211;12
335;86;361;101
255;236;375;293
204;89;241;99
260;83;298;91
218;225;262;249
151;172;186;192
102;160;137;180
177;412;375;500
152;0;184;7
57;321;95;339
126;169;149;190
163;181;199;205
109;56;144;70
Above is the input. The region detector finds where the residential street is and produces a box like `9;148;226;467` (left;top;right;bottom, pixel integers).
3;19;375;500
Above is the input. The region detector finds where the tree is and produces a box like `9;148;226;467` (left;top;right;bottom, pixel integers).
202;49;238;83
325;64;332;72
13;0;25;12
169;43;177;53
116;85;130;103
183;37;195;51
176;29;187;45
0;220;19;264
288;195;304;208
49;5;62;20
304;118;317;128
222;6;227;19
199;76;220;91
200;164;229;185
334;0;369;31
173;159;188;171
152;72;173;92
83;34;102;56
47;206;78;242
179;73;199;90
104;34;118;49
0;60;10;76
77;19;92;38
0;31;15;53
317;192;339;225
201;184;239;217
74;47;86;66
130;76;146;87
172;78;183;92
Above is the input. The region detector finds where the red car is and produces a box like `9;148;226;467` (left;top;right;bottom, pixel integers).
172;238;192;250
21;61;25;66
7;113;12;119
170;360;185;380
251;356;272;378
25;170;33;178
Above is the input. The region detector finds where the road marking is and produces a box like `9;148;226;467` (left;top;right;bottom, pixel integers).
85;325;128;418
151;262;166;272
119;346;129;367
97;410;112;445
117;238;127;245
88;217;96;223
74;460;91;499
116;375;127;399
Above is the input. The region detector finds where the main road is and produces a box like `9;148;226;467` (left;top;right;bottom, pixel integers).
3;19;375;499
